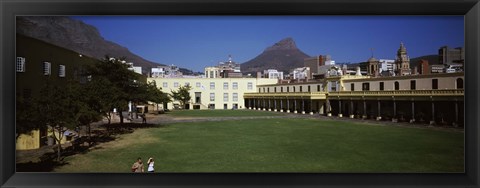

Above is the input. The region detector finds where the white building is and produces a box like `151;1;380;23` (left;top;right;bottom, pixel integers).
379;59;395;73
150;64;182;78
263;69;284;79
147;77;278;110
291;67;311;80
205;55;242;78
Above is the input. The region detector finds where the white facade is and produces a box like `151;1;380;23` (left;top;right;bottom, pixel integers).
147;77;278;110
205;66;220;78
151;64;182;78
292;67;311;80
263;69;284;79
379;59;395;73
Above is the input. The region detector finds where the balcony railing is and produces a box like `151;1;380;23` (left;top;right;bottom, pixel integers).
328;89;464;97
244;89;464;99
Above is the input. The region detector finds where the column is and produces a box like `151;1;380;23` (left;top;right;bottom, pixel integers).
393;100;397;122
294;99;297;113
326;98;331;116
338;100;343;117
455;101;459;123
410;100;415;123
302;98;305;114
287;98;290;113
309;100;314;115
319;101;324;115
280;99;284;112
376;100;381;120
350;100;354;118
430;101;435;125
268;99;271;111
263;98;266;111
274;99;277;112
363;100;367;119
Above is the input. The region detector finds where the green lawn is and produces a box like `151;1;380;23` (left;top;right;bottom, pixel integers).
54;118;464;173
167;109;282;117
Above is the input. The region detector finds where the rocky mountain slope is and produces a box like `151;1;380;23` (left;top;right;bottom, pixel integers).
241;37;311;74
16;16;163;75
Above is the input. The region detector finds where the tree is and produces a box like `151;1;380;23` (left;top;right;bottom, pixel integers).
16;94;42;140
35;80;87;161
87;56;141;124
144;81;171;111
170;85;192;109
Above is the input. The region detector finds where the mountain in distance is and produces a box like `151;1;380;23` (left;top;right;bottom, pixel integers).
409;55;439;67
242;37;311;75
16;16;165;75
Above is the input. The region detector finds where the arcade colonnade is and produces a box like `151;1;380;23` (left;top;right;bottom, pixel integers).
243;90;464;126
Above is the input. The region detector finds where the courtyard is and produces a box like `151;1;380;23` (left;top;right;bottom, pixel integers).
49;110;464;173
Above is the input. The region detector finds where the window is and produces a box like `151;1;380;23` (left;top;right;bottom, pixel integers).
410;80;416;90
287;87;290;92
267;88;270;93
274;87;277;93
43;62;51;75
457;78;463;89
196;82;201;88
394;81;400;90
163;82;168;88
210;82;215;89
16;57;25;72
247;82;253;90
59;65;66;77
210;93;215;101
223;93;228;102
185;82;190;87
293;87;296;92
281;87;283;92
174;82;179;87
300;86;303;92
232;82;238;90
351;83;355;91
362;83;370;91
379;82;384;91
432;79;438;89
308;86;311;92
317;85;321;92
233;93;238;102
223;82;228;90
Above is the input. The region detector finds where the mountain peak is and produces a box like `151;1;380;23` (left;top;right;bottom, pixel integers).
265;37;298;51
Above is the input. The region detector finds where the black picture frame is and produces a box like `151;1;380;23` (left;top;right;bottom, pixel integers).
1;0;479;187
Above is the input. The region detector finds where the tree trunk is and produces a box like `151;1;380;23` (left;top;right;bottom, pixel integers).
119;109;124;124
106;112;112;124
53;127;64;162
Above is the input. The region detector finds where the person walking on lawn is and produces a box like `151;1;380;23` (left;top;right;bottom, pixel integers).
147;157;155;172
131;157;144;172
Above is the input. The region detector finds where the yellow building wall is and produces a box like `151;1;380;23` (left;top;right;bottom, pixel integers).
16;129;40;150
147;77;278;110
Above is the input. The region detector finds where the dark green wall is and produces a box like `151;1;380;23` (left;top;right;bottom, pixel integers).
16;34;100;98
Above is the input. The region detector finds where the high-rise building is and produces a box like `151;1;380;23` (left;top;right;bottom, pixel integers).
439;46;465;65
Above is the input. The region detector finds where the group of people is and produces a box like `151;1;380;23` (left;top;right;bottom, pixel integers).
131;157;155;172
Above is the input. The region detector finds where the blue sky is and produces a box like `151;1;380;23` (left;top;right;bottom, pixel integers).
72;16;464;72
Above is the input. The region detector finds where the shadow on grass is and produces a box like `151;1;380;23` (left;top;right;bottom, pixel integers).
16;122;165;172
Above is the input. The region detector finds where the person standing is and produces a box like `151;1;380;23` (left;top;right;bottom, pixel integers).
141;113;147;124
131;157;144;173
147;157;155;172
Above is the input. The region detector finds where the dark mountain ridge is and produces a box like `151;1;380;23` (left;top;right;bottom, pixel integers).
242;37;311;74
16;16;164;75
